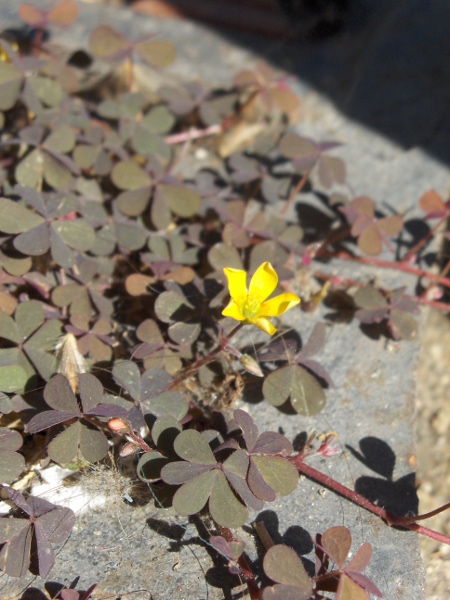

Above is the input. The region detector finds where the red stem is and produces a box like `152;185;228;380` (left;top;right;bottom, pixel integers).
280;171;310;216
402;214;448;262
332;251;450;290
219;527;260;599
312;270;450;314
291;458;450;545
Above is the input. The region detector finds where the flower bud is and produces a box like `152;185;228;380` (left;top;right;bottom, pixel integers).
120;441;138;457
108;418;130;434
239;354;264;377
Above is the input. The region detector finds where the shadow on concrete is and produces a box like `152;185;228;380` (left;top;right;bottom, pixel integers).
158;0;450;168
347;436;419;517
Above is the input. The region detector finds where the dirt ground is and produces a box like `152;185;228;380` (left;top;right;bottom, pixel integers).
417;308;450;599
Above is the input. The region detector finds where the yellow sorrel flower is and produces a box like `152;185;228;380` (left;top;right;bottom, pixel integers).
222;262;300;335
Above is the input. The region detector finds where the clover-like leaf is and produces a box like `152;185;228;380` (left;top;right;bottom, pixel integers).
161;430;249;528
19;1;79;29
0;197;45;234
0;301;63;388
89;25;175;69
0;428;25;483
280;133;345;189
65;315;115;362
154;288;201;344
231;410;297;501
315;527;383;600
340;197;403;256
263;364;326;416
354;286;419;340
26;374;124;464
419;189;450;220
262;544;313;600
133;318;191;375
0;485;75;578
112;362;187;422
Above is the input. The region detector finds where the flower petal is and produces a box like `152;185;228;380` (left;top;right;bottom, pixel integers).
223;268;248;302
248;262;278;302
222;299;245;321
259;293;301;317
248;317;277;335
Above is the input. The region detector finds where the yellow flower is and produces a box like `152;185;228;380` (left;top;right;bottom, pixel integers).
222;262;300;335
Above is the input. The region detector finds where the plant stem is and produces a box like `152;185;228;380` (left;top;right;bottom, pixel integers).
169;323;244;390
219;526;260;599
291;458;450;545
312;270;450;314
401;215;448;262
280;171;310;216
330;251;450;290
165;124;223;145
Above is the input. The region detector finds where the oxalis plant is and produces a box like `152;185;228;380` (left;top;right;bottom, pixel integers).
1;2;450;598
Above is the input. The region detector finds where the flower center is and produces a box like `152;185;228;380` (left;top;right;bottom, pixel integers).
241;295;261;319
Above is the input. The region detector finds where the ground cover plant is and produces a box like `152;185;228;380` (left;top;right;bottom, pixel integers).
1;2;450;598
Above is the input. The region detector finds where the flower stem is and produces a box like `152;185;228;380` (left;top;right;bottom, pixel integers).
169;323;244;390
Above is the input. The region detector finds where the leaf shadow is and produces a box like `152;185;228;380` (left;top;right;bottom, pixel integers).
347;436;419;517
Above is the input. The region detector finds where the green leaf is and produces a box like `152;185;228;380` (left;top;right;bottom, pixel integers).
208;243;243;271
134;40;176;68
111;160;152;190
174;430;216;465
115;222;147;250
51;220;95;252
209;470;248;528
15;301;44;341
44;124;76;153
146;391;188;420
43;374;79;413
15;149;45;189
28;74;62;108
48;422;80;464
0;198;45;234
0;62;22;110
141;106;175;134
0;312;20;343
263;364;326;416
158;184;201;218
113;361;141;401
42;153;73;189
115;188;150;217
251;456;298;496
0;450;25;483
89;25;129;59
172;469;216;515
24;320;63;380
79;423;109;463
137;451;169;482
0;365;28;393
263;544;312;589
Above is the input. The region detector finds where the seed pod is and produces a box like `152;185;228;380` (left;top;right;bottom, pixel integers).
239;354;264;377
55;333;87;393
